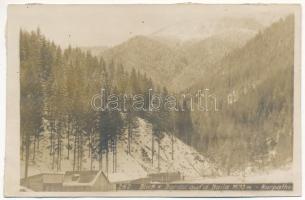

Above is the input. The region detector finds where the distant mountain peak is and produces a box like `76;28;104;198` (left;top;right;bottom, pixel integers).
151;17;263;42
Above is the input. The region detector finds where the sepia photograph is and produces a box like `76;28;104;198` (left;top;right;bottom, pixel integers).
4;4;301;197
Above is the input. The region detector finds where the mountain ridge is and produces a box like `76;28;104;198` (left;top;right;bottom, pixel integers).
96;30;254;91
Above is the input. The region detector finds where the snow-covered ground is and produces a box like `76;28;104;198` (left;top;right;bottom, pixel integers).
116;118;212;177
21;117;215;181
112;118;215;180
21;117;292;183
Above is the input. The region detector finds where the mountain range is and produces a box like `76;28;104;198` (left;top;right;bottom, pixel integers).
82;17;270;92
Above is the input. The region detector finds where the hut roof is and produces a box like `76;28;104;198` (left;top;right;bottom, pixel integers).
63;170;108;187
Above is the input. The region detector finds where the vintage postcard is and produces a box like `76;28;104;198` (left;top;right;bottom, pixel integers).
4;4;301;197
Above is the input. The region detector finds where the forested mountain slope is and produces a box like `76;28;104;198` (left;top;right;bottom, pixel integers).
188;15;294;175
99;31;254;91
168;30;254;91
101;35;188;87
20;29;200;179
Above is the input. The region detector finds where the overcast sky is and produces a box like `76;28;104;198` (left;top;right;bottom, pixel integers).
8;4;296;48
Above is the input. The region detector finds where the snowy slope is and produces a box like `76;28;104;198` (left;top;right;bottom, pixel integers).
21;117;215;181
117;118;215;179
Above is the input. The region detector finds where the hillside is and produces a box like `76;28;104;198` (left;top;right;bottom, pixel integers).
85;16;264;92
168;30;254;91
188;15;294;175
99;30;254;91
21;29;214;184
101;35;188;87
21;117;215;181
191;15;294;94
